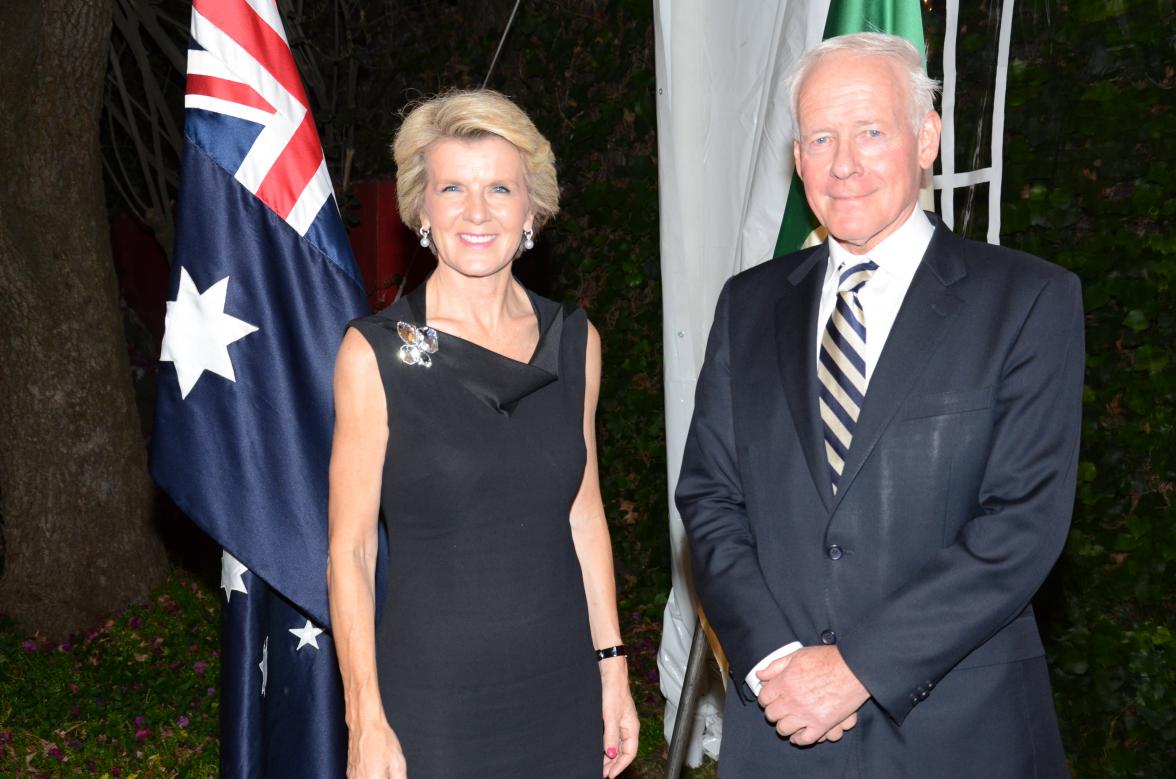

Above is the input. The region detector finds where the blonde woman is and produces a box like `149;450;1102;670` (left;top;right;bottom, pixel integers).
328;89;638;778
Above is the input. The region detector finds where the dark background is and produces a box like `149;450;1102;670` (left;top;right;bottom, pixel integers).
0;1;1172;775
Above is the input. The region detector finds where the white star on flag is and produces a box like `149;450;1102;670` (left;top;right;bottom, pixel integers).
160;267;259;398
289;619;324;652
220;551;249;603
259;636;269;697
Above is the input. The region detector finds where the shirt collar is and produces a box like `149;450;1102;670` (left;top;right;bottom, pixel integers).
827;208;934;275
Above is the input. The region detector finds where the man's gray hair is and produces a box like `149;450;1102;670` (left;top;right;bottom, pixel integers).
787;32;941;140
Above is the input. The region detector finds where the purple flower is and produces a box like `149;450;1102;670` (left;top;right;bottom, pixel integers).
112;767;122;777
176;715;190;729
68;683;78;695
58;641;73;652
135;728;151;742
193;660;209;675
128;616;141;629
46;745;64;761
133;715;146;728
21;639;36;653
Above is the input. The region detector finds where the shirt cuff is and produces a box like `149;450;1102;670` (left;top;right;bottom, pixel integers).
745;641;803;697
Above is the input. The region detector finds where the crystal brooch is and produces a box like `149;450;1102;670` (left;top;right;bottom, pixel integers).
397;321;439;367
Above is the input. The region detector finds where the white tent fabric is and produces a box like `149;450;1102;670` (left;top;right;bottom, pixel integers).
653;0;830;764
653;0;1012;764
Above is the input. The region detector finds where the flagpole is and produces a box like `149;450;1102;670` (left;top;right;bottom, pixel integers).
664;624;710;779
482;0;523;89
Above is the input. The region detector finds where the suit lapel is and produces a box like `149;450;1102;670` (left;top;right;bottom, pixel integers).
776;246;834;511
831;223;967;509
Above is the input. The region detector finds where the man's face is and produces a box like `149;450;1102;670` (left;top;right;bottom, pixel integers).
793;53;941;255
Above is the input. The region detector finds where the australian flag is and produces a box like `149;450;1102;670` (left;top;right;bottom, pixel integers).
150;1;368;776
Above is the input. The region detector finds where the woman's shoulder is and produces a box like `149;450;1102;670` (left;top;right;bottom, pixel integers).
526;288;587;328
349;296;414;339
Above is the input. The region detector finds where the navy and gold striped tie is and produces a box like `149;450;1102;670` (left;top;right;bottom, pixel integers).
818;260;878;493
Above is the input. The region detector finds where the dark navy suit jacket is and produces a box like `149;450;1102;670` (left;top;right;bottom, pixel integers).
677;217;1082;777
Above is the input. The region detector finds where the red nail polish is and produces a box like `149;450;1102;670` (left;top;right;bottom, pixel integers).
605;747;618;759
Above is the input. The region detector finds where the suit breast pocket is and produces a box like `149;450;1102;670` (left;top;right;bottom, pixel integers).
900;386;995;421
893;386;997;545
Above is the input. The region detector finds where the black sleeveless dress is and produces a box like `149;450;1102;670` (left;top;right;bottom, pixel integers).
349;283;601;777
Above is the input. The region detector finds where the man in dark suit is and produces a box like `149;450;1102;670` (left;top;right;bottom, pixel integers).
676;32;1082;777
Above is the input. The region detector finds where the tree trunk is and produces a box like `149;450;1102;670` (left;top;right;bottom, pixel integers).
0;0;168;638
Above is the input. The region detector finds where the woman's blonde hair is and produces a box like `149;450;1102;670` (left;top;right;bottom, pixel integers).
392;89;559;233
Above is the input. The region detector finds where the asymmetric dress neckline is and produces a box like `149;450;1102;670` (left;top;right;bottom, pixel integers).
404;281;563;415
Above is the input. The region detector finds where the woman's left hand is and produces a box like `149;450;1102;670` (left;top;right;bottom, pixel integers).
600;658;640;777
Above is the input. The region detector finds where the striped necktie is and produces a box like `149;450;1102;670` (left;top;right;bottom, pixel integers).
818;260;879;494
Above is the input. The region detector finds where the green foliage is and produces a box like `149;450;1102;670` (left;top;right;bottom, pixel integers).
999;1;1176;774
507;2;671;619
0;570;220;777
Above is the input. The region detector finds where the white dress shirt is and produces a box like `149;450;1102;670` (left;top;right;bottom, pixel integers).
816;208;934;381
744;208;935;697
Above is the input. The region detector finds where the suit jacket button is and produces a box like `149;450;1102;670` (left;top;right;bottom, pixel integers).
827;544;843;560
820;630;837;645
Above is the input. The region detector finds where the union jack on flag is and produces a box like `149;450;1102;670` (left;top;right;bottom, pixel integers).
151;1;367;776
185;0;348;244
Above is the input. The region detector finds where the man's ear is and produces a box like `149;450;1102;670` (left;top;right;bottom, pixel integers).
793;140;803;180
917;111;942;170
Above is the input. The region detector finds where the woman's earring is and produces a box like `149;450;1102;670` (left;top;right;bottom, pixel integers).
522;229;534;251
419;226;431;248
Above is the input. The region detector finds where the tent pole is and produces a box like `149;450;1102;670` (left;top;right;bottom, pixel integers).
664;619;709;779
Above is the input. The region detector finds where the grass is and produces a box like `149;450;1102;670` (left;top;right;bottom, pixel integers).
0;567;719;778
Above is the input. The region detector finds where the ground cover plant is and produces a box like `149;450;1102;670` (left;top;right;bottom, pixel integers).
0;568;711;777
0;570;220;777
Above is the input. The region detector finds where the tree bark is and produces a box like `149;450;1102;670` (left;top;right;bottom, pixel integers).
0;0;168;638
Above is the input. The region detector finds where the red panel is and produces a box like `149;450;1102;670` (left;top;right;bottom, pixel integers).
347;179;434;311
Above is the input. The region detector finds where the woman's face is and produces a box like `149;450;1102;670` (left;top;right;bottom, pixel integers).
419;135;534;280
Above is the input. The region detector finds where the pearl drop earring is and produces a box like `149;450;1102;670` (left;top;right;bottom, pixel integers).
523;229;534;251
419;227;431;248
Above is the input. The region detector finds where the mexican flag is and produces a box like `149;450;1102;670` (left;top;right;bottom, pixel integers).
773;0;927;255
